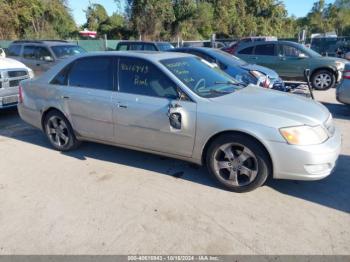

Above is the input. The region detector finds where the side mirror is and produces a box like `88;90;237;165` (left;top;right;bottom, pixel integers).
43;56;54;62
298;53;307;59
177;87;189;101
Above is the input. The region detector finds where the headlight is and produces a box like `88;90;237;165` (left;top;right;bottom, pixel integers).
280;125;329;145
28;68;35;79
251;70;270;88
335;61;345;71
250;70;264;78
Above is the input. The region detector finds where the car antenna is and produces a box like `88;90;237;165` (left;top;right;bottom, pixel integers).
304;69;315;100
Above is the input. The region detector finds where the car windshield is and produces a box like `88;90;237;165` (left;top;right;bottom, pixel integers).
156;43;174;51
51;45;86;59
298;44;322;57
208;49;247;66
161;57;244;98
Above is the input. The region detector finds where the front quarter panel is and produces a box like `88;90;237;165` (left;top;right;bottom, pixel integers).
192;101;285;166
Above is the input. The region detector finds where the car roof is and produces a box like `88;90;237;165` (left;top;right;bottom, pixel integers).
60;51;194;64
11;40;78;47
117;41;171;45
36;51;195;84
236;40;300;50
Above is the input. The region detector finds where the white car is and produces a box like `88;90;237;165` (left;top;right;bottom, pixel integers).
0;48;5;58
0;57;34;109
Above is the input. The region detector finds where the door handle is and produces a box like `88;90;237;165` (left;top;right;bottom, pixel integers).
117;103;128;109
61;96;70;99
36;63;41;66
252;57;258;60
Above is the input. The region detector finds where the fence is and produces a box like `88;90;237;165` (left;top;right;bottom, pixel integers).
0;39;120;52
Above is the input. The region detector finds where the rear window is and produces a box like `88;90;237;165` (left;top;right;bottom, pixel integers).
8;45;22;56
156;43;174;51
129;44;143;51
51;45;86;59
68;57;113;91
238;46;254;55
116;43;128;51
143;44;157;51
23;46;37;59
255;44;276;56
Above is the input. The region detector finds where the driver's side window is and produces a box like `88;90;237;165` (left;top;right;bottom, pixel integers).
282;45;306;57
118;57;179;99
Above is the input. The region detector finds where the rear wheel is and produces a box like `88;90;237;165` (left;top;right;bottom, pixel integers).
311;70;336;90
43;110;80;151
206;134;271;193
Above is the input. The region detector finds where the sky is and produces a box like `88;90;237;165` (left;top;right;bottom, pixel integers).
69;0;335;26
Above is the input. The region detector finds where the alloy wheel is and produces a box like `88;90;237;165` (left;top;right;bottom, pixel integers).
213;143;258;187
46;116;70;148
314;73;332;89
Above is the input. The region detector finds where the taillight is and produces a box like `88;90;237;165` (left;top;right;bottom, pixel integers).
18;83;23;103
343;70;350;80
263;78;271;88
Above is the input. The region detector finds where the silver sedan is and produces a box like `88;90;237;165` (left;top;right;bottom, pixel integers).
18;52;341;192
337;63;350;106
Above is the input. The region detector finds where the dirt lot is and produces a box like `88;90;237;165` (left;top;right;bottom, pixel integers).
0;89;349;255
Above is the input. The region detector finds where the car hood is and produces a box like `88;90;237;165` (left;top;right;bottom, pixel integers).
209;85;330;127
241;64;280;79
313;56;348;64
0;57;28;70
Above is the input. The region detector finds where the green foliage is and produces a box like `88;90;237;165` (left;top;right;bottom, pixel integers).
0;0;76;39
1;0;350;41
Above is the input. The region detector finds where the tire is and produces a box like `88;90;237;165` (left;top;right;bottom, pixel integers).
206;133;271;193
311;70;336;90
43;110;80;151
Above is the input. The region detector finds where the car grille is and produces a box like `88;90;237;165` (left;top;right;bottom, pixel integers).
9;79;21;87
8;70;27;78
0;70;29;89
324;115;335;137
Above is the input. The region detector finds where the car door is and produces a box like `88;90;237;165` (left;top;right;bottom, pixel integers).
277;43;310;80
113;57;197;157
235;45;255;64
34;46;55;74
251;43;280;71
53;56;115;142
21;45;54;75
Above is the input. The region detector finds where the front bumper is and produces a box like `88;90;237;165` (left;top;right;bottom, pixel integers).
270;127;342;180
0;87;19;109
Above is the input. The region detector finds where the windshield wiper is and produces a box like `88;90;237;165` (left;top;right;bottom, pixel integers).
214;81;247;87
197;88;233;95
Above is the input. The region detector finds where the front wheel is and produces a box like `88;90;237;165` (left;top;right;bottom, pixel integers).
43;110;80;151
311;70;336;90
206;134;271;193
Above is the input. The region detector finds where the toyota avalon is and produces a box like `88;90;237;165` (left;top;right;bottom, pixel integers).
17;52;341;192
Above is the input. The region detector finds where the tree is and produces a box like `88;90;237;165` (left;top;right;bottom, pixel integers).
84;3;108;31
0;0;76;40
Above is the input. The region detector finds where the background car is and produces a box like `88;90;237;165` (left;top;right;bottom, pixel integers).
0;57;33;109
233;40;348;90
0;48;5;58
18;52;340;193
222;36;278;55
170;47;285;90
116;41;174;51
336;63;350;106
7;40;86;76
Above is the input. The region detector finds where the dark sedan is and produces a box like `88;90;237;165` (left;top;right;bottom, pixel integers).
170;47;284;90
